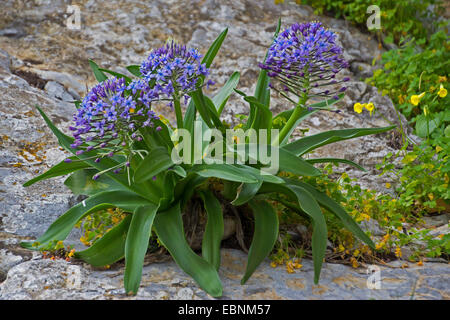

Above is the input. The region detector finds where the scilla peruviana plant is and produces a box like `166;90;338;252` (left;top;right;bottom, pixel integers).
22;20;395;297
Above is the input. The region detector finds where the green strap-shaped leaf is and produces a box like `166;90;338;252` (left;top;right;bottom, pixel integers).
74;215;132;267
234;144;321;177
190;163;259;183
246;19;281;130
201;28;228;69
154;203;223;297
231;181;263;206
253;18;281;106
64;168;127;196
126;65;142;77
184;28;228;129
286;179;375;249
274;94;345;145
306;158;367;172
124;204;159;295
213;71;240;115
278;147;322;176
99;68;132;83
241;199;279;284
244;96;273;132
284;125;396;156
23;157;89;187
134;147;174;183
285;184;327;284
199;190;224;270
89;60;108;82
256;182;328;284
21;190;153;249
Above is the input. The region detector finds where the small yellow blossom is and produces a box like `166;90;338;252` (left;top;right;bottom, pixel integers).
437;84;447;98
353;102;364;113
395;247;402;258
375;242;385;250
365;102;375;115
350;257;359;268
410;92;425;106
438;76;447;83
429;86;435;92
417;261;423;266
385;182;391;189
68;249;76;258
353;249;360;257
398;95;405;104
436;145;443;153
129;108;135;113
428;193;434;201
270;261;277;268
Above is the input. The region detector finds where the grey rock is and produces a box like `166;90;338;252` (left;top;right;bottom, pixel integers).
0;49;11;72
422;213;450;229
44;81;76;102
0;249;448;300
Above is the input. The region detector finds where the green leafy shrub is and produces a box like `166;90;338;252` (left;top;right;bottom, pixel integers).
297;0;444;45
21;21;394;297
368;28;450;144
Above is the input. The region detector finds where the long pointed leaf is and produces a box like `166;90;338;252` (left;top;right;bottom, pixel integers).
285;184;327;284
124;204;159;295
134;147;174;184
286;179;375;249
21;190;153;249
74;215;132;266
284;125;396;156
153;203;223;297
199;190;224;270
64;168;126;195
190;164;259;183
212;71;240;115
23;157;89;187
241;199;279;284
89;60;108;82
306;158;367;172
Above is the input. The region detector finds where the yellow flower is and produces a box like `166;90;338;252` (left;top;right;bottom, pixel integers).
438;76;447;83
385;182;391;189
436;145;443;153
353;102;363;113
410;92;425;106
365;102;375;115
270;261;277;268
351;257;359;268
417;260;423;266
437;84;447;98
398;95;405;104
395;247;402;258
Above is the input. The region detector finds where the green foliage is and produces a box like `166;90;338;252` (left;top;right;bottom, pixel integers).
299;0;444;45
368;28;450;144
21;22;394;297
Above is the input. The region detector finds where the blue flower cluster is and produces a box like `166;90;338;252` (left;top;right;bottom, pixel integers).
259;22;349;102
66;41;212;175
68;77;160;167
138;40;213;103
